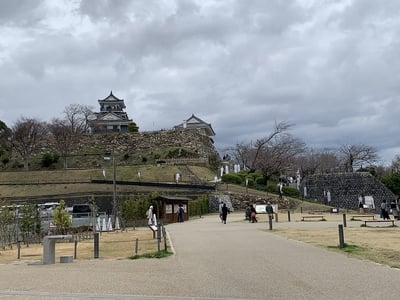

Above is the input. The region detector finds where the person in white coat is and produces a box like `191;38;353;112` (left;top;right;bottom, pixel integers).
146;205;154;225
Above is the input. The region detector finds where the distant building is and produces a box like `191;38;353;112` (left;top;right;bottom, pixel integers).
174;114;215;141
89;91;135;133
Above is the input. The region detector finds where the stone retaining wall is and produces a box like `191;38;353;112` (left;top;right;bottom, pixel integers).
301;172;397;211
38;129;220;168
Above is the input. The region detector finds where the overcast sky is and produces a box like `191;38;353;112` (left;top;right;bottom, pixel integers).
0;0;399;166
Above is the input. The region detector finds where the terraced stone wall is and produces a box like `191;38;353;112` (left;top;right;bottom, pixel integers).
38;129;220;167
300;172;397;211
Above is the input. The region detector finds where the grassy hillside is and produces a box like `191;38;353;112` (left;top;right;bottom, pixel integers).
0;165;217;198
0;165;339;215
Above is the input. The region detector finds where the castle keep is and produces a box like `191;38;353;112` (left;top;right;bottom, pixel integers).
89;91;134;133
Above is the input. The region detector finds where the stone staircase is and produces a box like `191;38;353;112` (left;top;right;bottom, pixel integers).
209;194;234;213
178;166;203;184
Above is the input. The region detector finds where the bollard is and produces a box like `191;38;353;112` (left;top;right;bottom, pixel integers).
162;226;167;251
157;224;161;253
74;240;78;259
94;232;99;258
17;241;21;259
287;210;291;222
338;224;345;249
268;215;273;230
135;238;139;255
342;213;347;228
300;207;303;214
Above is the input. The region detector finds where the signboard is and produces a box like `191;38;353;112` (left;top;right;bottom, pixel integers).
364;196;375;209
254;204;278;214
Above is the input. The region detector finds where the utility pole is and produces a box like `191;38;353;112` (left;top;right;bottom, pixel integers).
112;150;117;228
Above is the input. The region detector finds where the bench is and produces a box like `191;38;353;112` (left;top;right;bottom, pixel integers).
301;215;324;221
351;215;375;220
364;220;395;227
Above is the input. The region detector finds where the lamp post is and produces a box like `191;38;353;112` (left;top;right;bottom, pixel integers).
112;152;117;226
104;150;118;228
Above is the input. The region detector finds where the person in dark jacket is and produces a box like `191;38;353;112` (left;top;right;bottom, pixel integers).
245;204;251;222
221;203;229;224
177;204;185;223
266;202;274;219
250;205;257;223
381;200;390;220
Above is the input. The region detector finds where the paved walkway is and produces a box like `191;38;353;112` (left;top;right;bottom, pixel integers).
0;213;399;299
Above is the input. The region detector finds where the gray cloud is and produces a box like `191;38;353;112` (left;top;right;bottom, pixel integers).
0;0;44;26
0;0;399;166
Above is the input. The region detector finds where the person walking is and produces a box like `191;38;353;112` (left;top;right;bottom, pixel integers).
390;200;398;220
358;198;364;214
245;204;252;222
219;202;224;223
250;204;257;223
381;200;390;220
146;205;154;225
221;203;229;224
266;202;274;220
278;182;283;199
177;204;185;223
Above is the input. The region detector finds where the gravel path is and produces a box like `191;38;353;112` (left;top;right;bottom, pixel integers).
0;213;398;299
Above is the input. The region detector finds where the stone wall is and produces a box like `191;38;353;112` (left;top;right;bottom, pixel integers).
39;129;220;167
78;129;218;157
300;172;397;211
210;192;296;212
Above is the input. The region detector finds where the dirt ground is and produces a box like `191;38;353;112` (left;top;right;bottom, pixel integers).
1;212;399;268
0;228;159;264
258;212;400;268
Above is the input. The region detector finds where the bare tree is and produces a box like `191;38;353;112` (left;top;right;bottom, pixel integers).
11;117;47;170
254;135;306;182
230;121;305;184
63;104;94;134
338;144;379;172
296;148;339;177
224;142;253;169
391;155;400;173
48;118;79;169
249;121;293;171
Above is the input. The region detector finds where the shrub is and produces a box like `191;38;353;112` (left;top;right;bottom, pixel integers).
120;193;159;224
245;177;255;187
283;186;300;198
165;148;197;158
265;183;300;197
255;176;265;185
266;183;279;194
1;157;9;165
189;194;210;217
41;153;59;168
53;200;72;234
221;173;243;184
